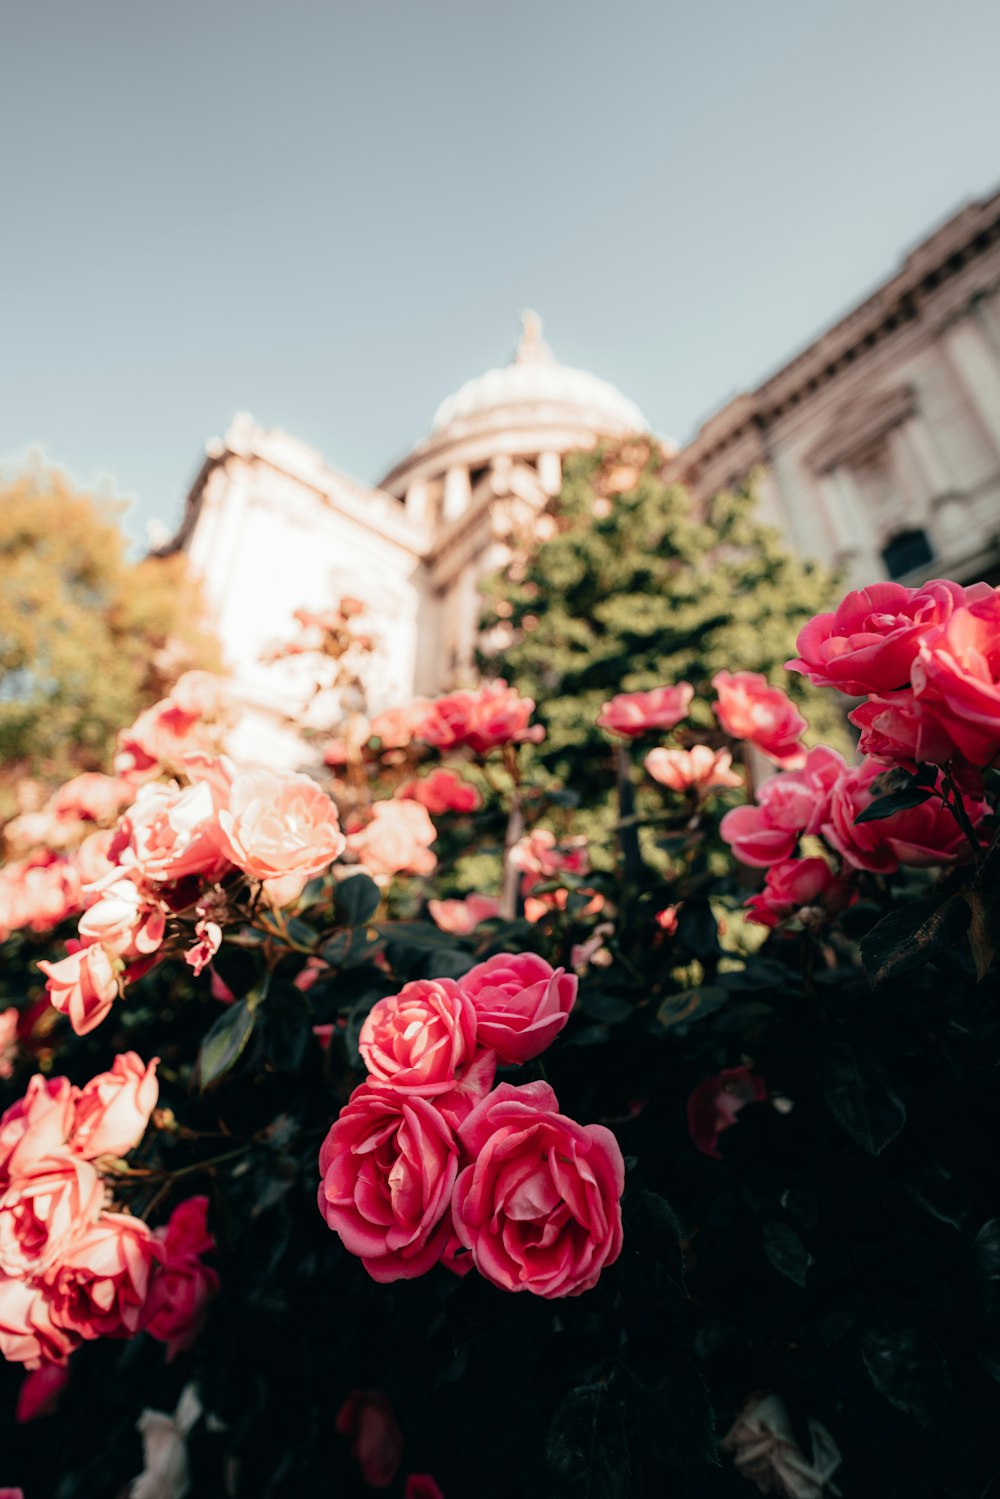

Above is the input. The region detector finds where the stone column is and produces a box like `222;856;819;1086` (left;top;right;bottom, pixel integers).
900;415;952;499
404;477;430;526
537;451;561;496
818;466;883;583
942;315;1000;458
443;465;471;522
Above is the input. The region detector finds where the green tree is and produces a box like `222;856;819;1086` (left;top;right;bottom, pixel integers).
479;439;847;842
0;463;217;802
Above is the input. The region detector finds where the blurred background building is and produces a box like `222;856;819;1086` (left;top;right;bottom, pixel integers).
160;188;1000;763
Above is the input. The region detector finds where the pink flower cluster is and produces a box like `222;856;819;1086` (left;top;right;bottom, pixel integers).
115;670;232;781
347;798;438;879
415;680;545;755
787;579;1000;771
597;684;693;737
318;953;626;1297
509;829;602;924
721;743;989;926
0;1054;217;1369
39;756;347;1035
394;768;482;815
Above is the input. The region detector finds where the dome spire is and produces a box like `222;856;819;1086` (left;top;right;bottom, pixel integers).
514;309;552;365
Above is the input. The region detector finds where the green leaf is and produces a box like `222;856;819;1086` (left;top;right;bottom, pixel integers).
655;986;728;1030
859;893;971;989
963;888;998;982
817;1043;906;1155
972;1219;1000;1320
860;1321;952;1427
617;1361;719;1467
618;1189;686;1303
545;1383;629;1499
853;787;933;823
333;873;381;927
197;997;258;1089
262;981;312;1073
578;989;634;1023
762;1219;811;1288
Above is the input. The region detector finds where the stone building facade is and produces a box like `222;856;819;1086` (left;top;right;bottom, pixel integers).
667;187;1000;592
162;190;1000;765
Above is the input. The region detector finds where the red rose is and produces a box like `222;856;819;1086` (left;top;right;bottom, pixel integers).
745;857;849;929
451;1081;624;1298
318;1084;458;1282
336;1389;404;1489
687;1065;768;1159
143;1195;220;1358
394;769;482;815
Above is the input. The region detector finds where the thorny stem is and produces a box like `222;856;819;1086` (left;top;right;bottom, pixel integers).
615;742;642;884
117;1145;251;1185
941;767;984;860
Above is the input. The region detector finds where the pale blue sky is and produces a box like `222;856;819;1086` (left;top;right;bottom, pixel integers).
3;0;999;541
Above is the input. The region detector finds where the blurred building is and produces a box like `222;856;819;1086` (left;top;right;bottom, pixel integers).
668;187;1000;591
160;314;647;763
162;189;1000;763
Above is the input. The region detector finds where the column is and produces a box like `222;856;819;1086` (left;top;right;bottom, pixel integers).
404;477;430;526
942;315;1000;458
820;466;883;583
443;465;471;522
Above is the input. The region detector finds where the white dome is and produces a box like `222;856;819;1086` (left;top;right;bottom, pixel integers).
430;313;646;437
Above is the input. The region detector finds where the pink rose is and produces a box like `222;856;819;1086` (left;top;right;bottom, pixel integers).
644;744;743;792
459;952;577;1064
394;769;482;815
687;1065;768;1159
417;680;544;755
428;894;501;935
142;1196;219;1357
433;1048;498;1131
317;1083;458;1282
70;1052;159;1159
72;829;117;887
335;1389;405;1489
77;878;165;959
359;980;478;1096
369;702;428;751
909;589;1000;766
745;858;848;929
712;671;807;768
15;1360;70;1422
597;683;694;737
0;1153;105;1275
849;690;957;767
50;772;134;825
720;747;847;867
822;758;987;874
0;1275;79;1368
349;799;438;879
406;1478;445;1499
452;1081;624;1297
168;669;230;720
212;764;346;885
786;579;982;696
110;779;230;884
38;942;120;1036
44;1211;161;1340
0;1076;78;1181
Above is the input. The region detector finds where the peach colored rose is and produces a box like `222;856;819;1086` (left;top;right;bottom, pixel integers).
317;1083;459;1282
822;759;987;874
72;829;117;888
70;1052;159;1160
428;894;501;935
110;779;230;885
50;772;134;825
644;744;742;793
597;684;694;737
712;671;807;768
45;1212;162;1340
510;828;590;882
744;858;849;929
394;768;482;815
686;1065;768;1159
77;878;165;959
0;1076;78;1181
459;953;577;1064
359;979;478;1096
184;920;222;976
786;579;984;696
368;701;430;751
213;765;345;885
143;1196;219;1358
909;589;1000;766
38;942;120;1036
0;855;82;941
0;1153;105;1276
451;1081;624;1297
350;799;437;879
336;1389;405;1489
168;670;230;720
0;1274;79;1368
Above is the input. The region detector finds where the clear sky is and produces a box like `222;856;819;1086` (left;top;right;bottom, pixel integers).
3;0;1000;543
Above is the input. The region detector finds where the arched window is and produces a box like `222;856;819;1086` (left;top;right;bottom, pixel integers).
881;528;934;579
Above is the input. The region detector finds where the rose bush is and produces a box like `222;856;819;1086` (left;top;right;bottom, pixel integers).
0;579;997;1498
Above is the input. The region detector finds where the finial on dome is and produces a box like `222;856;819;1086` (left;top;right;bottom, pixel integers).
515;309;551;365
